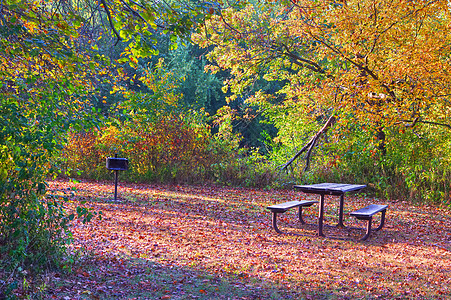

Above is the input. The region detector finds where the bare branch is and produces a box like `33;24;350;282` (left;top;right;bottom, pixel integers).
279;44;332;76
303;132;319;172
404;117;420;128
120;0;148;24
280;114;336;171
402;119;451;130
99;0;122;45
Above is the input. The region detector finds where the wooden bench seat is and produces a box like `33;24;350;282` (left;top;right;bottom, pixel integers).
350;204;388;240
267;200;318;233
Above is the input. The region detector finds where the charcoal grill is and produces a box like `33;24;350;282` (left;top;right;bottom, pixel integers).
106;154;129;201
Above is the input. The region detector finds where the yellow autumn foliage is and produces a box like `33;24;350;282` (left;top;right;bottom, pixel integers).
194;0;451;130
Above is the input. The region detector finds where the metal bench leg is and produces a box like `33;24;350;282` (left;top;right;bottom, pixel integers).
374;210;386;231
361;216;372;241
298;206;305;225
272;212;283;234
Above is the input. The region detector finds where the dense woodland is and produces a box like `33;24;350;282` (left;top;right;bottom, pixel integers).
1;0;451;297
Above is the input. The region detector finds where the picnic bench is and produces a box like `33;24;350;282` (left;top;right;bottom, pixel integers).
266;200;318;234
350;204;388;240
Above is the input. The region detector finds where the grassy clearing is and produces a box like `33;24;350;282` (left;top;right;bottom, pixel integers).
5;179;451;299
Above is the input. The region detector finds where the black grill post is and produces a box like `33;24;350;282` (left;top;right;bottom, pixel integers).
114;159;118;201
106;154;129;201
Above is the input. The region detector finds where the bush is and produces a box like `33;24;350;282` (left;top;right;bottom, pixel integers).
0;100;97;298
62;110;285;189
299;124;451;207
210;148;280;188
63;112;215;183
261;106;451;207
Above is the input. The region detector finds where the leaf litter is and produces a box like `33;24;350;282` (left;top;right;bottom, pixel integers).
14;179;451;299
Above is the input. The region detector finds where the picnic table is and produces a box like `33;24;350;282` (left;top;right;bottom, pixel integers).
293;183;366;236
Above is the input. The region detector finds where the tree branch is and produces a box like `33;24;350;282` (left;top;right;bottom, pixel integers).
99;0;122;45
120;0;146;22
402;118;451;130
279;44;333;77
279;114;336;172
128;0;145;9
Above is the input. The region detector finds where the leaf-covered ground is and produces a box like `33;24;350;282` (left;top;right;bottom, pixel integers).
17;179;451;299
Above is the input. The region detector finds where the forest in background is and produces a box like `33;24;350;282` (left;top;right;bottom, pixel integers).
1;0;451;287
58;0;451;206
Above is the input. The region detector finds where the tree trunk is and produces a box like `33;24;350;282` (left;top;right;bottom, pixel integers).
376;125;386;156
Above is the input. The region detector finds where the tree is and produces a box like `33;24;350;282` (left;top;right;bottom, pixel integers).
0;0;212;274
0;0;111;274
193;0;451;169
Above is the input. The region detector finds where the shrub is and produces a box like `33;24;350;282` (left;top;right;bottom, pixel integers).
300;124;451;207
0;100;97;296
62;110;284;189
63;111;216;184
262;106;451;206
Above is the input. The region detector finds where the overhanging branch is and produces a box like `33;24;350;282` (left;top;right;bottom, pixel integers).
402;118;451;130
279;115;336;172
100;0;122;45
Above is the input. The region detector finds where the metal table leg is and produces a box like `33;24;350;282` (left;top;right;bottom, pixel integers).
318;193;325;236
338;194;345;227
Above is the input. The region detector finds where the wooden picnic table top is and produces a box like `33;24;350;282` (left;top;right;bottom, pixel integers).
293;183;366;195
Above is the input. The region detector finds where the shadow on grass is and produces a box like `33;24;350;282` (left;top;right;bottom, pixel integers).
40;254;355;300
